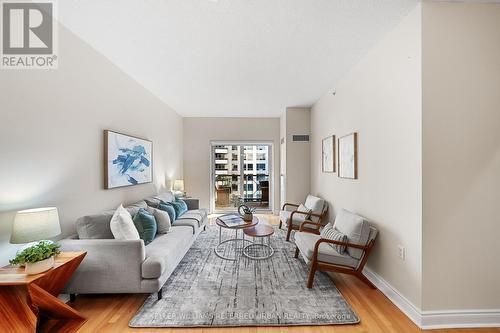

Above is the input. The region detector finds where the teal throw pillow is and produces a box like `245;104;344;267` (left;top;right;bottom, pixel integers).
169;200;186;218
158;202;176;221
175;198;188;216
132;208;157;245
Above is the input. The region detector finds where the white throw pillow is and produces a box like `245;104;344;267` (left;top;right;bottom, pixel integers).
110;204;140;240
146;207;171;234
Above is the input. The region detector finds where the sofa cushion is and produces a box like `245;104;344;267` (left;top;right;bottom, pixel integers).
187;209;208;222
176;209;206;227
172;218;199;234
124;200;148;217
146;207;171;234
333;209;371;259
304;195;325;222
141;226;193;279
158;202;176;221
75;210;115;239
132;208;157;245
295;231;359;268
144;197;162;208
155;191;175;203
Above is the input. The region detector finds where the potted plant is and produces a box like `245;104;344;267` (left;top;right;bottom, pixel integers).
238;205;256;222
9;241;61;275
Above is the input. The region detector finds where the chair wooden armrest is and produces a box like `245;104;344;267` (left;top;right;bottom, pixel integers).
313;238;370;255
282;202;300;210
299;221;323;234
308;212;323;219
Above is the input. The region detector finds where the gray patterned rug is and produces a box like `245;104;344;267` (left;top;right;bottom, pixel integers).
129;223;359;328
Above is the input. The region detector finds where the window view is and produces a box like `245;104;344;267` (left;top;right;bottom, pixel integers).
213;144;271;211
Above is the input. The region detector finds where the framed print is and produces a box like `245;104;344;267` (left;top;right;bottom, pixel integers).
338;132;358;179
104;130;153;189
322;135;335;173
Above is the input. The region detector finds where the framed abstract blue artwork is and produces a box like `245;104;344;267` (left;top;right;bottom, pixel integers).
104;130;153;189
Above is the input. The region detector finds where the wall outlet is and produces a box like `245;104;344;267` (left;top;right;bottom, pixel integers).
398;245;406;261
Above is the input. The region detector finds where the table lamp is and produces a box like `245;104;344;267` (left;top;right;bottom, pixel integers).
172;179;185;198
10;207;61;245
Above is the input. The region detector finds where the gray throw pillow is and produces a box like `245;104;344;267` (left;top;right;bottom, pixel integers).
146;207;171;234
321;223;348;254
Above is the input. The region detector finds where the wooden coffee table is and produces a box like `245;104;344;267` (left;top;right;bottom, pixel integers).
243;224;275;260
215;215;259;261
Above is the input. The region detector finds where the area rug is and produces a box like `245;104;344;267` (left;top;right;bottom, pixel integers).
129;223;359;327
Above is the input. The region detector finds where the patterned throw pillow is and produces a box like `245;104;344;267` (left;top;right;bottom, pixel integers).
320;223;348;254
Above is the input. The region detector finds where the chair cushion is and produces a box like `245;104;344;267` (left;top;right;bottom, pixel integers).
294;232;359;269
320;223;348;253
304;195;325;222
141;226;193;279
333;209;371;259
279;210;307;227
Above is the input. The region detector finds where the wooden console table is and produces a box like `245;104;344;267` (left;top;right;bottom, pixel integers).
0;251;87;333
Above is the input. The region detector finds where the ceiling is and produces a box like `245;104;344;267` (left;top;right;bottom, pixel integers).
58;0;418;117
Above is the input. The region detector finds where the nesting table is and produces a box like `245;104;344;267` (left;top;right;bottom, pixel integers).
215;215;274;261
242;224;275;260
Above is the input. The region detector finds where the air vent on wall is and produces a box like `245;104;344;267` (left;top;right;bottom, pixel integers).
292;135;310;142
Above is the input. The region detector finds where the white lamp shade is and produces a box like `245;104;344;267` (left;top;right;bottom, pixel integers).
173;179;184;191
10;207;61;244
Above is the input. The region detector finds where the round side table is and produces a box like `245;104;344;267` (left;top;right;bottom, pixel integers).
215;215;259;261
242;224;275;260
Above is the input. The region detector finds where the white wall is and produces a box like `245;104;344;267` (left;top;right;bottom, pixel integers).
281;107;311;206
0;25;183;265
310;5;422;308
422;2;500;311
183;117;280;212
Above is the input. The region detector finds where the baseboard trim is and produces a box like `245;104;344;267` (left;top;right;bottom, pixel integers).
362;268;423;327
363;268;500;329
420;309;500;329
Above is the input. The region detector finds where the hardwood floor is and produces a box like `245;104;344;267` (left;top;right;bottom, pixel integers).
72;215;499;333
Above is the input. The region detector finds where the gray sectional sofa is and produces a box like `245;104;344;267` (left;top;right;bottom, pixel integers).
60;192;207;300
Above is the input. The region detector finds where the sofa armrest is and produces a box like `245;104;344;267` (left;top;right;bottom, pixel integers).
59;238;146;294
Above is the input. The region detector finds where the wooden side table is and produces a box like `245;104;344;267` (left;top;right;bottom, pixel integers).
0;251;87;333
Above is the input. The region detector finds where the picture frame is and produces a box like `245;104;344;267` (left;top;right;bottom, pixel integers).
104;130;153;189
338;132;358;179
322;135;336;173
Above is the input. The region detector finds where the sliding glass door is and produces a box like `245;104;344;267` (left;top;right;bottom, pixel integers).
211;142;272;213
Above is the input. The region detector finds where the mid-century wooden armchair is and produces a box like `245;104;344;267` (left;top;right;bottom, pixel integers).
279;195;328;241
293;209;378;289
